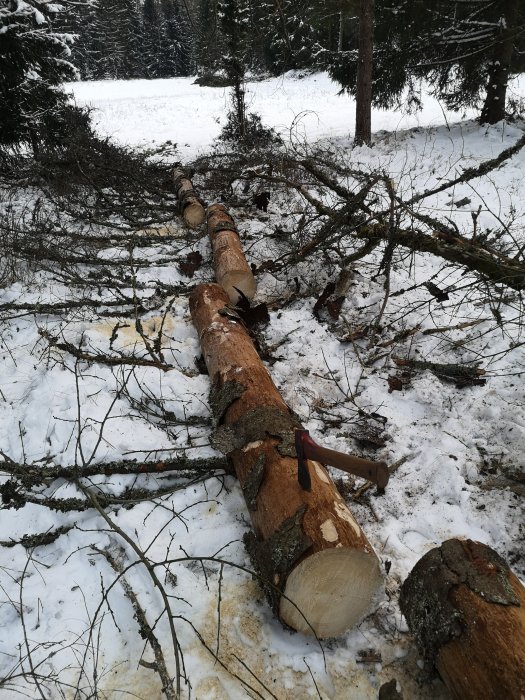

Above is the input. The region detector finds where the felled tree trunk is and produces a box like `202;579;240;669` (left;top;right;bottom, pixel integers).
207;203;256;304
190;282;383;638
172;168;206;228
400;538;525;700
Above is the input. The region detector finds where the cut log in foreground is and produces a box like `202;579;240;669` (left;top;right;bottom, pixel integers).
207;203;256;304
400;538;525;700
190;282;382;638
172;168;206;228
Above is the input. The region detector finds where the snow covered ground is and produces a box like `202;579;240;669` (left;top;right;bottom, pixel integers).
67;71;523;160
0;73;524;699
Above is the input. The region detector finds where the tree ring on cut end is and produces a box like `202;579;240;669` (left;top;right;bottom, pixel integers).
279;547;382;638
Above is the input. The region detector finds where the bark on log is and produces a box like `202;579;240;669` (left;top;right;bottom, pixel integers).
207;203;256;304
190;282;382;638
399;538;525;700
172;168;206;229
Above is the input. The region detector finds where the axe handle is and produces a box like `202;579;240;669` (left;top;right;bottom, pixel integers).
303;442;389;489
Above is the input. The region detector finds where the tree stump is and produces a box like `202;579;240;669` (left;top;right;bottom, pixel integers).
190;283;383;638
207;203;256;304
399;538;525;700
172;168;205;228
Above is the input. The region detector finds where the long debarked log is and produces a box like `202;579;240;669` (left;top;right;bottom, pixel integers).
399;538;525;700
207;203;257;303
190;283;383;638
172;168;206;228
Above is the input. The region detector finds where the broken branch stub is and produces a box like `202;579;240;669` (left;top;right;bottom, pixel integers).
190;283;383;638
172;167;206;229
207;203;256;304
400;538;525;700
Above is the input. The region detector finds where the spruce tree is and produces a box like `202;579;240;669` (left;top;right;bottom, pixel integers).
65;0;144;80
0;0;77;151
218;0;249;138
120;0;145;78
160;0;193;76
259;0;321;73
66;2;99;79
143;0;166;78
196;0;221;74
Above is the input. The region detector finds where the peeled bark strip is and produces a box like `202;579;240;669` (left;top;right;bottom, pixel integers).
399;538;525;700
172;168;206;228
190;283;382;638
207;203;256;303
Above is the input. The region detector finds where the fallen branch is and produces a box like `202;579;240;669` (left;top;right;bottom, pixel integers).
393;357;486;386
0;455;226;486
78;484;184;696
0;462;227;512
356;224;525;291
405;130;525;207
0;525;74;549
39;329;174;371
97;547;176;700
421;319;488;335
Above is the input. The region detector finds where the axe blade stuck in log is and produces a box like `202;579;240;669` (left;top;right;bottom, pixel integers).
295;429;389;491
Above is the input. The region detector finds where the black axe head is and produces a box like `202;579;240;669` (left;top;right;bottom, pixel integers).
295;429;312;491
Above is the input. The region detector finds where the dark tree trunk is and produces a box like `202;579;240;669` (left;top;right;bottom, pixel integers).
480;0;519;124
338;10;344;52
274;0;295;68
480;61;509;124
355;0;374;145
233;76;246;138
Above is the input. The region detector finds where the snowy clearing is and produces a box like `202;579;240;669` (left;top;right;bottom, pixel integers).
67;71;524;160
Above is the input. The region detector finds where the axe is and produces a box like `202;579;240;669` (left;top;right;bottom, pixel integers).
295;429;389;491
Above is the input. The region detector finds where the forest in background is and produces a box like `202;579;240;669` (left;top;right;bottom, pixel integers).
61;0;525;120
2;0;525;158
